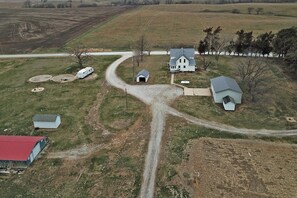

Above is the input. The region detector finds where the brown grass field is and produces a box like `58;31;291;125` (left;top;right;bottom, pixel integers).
156;116;297;197
71;3;297;50
0;6;134;54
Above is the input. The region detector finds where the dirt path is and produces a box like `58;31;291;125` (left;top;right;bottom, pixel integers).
166;106;297;136
47;144;103;159
104;53;297;198
1;51;297;197
105;54;183;198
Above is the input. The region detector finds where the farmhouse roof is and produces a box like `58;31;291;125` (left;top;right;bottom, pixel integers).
170;48;196;66
0;136;46;161
211;76;242;93
33;114;60;122
136;69;149;78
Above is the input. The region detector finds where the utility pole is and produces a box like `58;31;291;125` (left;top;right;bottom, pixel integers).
132;55;135;84
125;88;128;110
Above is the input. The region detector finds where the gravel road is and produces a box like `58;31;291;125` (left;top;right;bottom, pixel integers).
1;51;295;198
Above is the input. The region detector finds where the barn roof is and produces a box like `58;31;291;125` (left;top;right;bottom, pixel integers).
170;48;196;66
136;69;149;78
211;76;242;94
0;136;46;161
33;114;60;122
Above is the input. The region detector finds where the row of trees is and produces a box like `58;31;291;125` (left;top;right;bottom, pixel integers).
23;0;101;8
198;26;297;72
196;26;296;102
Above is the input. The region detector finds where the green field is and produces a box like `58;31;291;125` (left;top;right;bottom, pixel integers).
0;56;151;197
0;56;120;150
173;56;297;130
69;3;297;50
117;54;297;130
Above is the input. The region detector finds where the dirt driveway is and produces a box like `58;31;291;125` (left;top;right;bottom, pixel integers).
105;52;297;198
0;6;134;53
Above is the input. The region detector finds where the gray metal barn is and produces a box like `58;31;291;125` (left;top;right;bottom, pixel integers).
210;76;242;111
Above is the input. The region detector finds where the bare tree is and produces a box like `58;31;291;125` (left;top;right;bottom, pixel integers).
256;7;263;15
237;59;272;102
23;0;31;8
247;7;254;14
198;40;212;70
69;45;91;69
133;49;141;67
134;34;147;62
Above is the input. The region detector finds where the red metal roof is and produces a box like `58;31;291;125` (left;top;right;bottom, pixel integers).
0;136;46;161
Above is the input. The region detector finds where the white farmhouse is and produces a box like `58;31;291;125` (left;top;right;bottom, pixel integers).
210;76;243;111
33;114;61;129
169;48;196;72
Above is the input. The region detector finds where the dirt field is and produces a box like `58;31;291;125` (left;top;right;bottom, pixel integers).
177;138;297;198
156;116;297;197
71;3;297;50
0;6;134;54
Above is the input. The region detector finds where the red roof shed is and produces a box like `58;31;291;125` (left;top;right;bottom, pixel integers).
0;136;46;161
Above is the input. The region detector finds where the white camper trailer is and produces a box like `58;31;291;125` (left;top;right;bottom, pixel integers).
76;67;94;79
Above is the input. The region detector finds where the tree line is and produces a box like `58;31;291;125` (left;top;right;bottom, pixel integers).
197;26;297;72
23;0;102;8
196;26;296;102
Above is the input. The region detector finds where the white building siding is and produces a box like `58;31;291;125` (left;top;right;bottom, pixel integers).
29;143;41;163
136;74;149;82
223;102;235;111
211;86;242;104
170;56;195;72
33;116;61;129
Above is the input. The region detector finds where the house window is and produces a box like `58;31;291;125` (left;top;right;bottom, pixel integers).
179;59;181;63
178;66;180;69
184;66;186;68
184;59;186;63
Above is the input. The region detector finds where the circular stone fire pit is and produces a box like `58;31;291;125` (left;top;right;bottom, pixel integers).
31;87;45;93
29;75;52;83
51;74;76;83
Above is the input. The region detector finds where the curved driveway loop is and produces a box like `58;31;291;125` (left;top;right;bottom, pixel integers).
1;51;297;198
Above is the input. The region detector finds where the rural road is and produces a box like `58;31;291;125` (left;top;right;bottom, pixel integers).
1;51;295;198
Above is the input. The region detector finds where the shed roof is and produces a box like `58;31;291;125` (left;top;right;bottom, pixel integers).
211;76;242;93
136;69;149;78
0;136;46;161
170;48;196;66
33;114;60;122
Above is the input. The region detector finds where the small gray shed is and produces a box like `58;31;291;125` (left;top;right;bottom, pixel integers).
136;69;149;83
210;76;242;111
33;114;61;129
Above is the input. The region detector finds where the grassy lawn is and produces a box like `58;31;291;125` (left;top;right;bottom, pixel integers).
118;53;297;130
173;56;297;130
0;56;151;197
69;3;297;50
117;55;171;84
0;56;120;150
99;87;145;132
